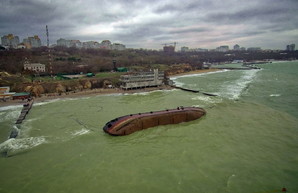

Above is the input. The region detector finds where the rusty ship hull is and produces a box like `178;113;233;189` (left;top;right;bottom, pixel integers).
103;107;206;136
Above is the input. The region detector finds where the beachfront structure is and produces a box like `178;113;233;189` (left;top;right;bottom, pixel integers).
120;69;164;89
1;34;20;48
24;62;46;72
0;87;16;100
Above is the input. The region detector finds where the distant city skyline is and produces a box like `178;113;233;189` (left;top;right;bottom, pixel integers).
1;33;296;52
0;0;297;50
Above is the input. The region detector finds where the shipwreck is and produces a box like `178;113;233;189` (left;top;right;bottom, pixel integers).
103;106;206;136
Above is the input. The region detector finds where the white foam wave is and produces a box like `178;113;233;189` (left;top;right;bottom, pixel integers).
131;92;151;96
170;70;230;88
0;137;47;154
124;89;164;96
99;93;124;97
34;98;62;106
170;69;229;80
191;95;223;106
0;110;20;122
191;95;215;103
0;105;22;112
171;80;185;87
220;70;259;100
71;128;90;136
270;94;281;97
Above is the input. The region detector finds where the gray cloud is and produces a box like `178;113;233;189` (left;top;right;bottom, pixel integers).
0;0;297;49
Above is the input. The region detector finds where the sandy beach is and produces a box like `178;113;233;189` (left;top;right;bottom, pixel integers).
0;69;221;108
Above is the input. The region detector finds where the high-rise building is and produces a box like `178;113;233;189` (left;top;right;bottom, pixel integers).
163;45;175;53
23;35;42;48
181;46;189;52
233;44;240;50
57;38;81;48
1;34;20;48
100;40;112;49
83;41;100;48
286;44;295;51
216;45;229;52
57;38;70;47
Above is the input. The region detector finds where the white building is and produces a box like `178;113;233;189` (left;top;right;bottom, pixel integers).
24;62;46;73
120;69;164;89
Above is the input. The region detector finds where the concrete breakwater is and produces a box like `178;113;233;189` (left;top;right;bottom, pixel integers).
15;99;34;124
170;85;218;96
9;99;34;139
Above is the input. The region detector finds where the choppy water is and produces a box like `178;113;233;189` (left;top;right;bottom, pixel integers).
0;61;297;193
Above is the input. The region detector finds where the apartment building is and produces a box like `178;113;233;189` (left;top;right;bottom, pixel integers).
1;34;20;48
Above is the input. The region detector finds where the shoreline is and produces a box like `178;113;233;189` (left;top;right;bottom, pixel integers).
0;69;222;108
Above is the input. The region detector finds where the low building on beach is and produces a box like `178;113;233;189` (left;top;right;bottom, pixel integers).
120;69;164;90
0;87;16;101
12;92;31;100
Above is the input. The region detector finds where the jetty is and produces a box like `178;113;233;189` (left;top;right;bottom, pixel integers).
170;85;217;96
15;99;34;124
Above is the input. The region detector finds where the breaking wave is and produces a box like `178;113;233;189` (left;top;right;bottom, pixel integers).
170;70;229;87
219;70;259;100
0;110;20;122
71;128;90;136
0;105;23;112
270;94;281;97
0;136;47;156
170;69;229;80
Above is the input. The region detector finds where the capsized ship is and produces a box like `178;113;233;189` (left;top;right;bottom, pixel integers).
103;106;206;136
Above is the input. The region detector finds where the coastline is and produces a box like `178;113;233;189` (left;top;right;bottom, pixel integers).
0;69;221;108
168;68;221;77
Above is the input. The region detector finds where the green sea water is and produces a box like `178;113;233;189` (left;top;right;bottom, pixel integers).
0;61;297;193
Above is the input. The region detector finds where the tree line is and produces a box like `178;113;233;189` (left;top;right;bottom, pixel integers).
0;46;297;74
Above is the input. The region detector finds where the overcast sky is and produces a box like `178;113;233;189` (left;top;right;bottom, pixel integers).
1;0;297;50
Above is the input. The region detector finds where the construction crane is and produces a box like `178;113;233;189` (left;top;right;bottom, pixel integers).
161;42;178;47
46;25;53;77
